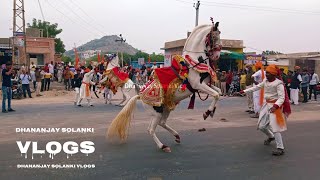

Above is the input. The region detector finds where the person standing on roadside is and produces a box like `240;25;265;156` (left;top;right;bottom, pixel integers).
2;63;15;113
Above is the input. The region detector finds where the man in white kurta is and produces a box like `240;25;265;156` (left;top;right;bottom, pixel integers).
77;69;96;106
251;62;265;118
242;64;290;156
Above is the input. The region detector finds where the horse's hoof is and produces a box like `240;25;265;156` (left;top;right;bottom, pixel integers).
203;113;209;120
161;145;171;153
203;110;211;120
175;135;181;143
210;107;216;118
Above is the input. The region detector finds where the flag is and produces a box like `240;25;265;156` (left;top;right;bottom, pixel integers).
74;48;79;68
97;52;101;63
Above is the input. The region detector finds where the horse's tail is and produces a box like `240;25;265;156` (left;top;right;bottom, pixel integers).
106;95;140;142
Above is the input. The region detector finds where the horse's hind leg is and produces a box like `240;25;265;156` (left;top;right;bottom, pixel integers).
158;110;181;143
148;107;171;152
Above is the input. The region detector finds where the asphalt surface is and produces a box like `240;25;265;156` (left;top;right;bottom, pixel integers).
1;94;320;180
1;120;320;180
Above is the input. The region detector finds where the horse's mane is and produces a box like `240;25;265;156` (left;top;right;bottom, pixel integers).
183;25;212;53
106;56;120;70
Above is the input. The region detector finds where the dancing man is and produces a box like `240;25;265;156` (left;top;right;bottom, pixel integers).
241;64;291;156
77;68;96;107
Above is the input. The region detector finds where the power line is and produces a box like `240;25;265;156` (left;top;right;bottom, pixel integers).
201;0;320;15
36;0;49;37
58;0;107;36
68;0;107;31
174;0;320;15
43;0;104;38
37;0;46;21
201;3;320;15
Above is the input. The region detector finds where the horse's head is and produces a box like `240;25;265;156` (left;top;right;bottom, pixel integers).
183;18;222;69
104;53;120;70
205;19;221;62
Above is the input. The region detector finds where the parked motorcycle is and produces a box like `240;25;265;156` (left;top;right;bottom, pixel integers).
11;80;23;99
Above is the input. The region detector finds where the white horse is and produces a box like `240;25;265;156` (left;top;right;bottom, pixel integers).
107;21;222;152
99;54;139;106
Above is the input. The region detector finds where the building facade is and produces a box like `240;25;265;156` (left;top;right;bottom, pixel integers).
1;28;56;67
266;52;320;75
24;28;56;66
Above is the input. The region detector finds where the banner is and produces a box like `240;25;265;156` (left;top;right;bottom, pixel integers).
14;36;25;47
244;55;266;65
138;58;145;65
164;54;172;67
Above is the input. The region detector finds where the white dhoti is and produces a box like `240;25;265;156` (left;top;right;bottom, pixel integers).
290;88;299;105
258;102;287;149
246;85;253;111
104;87;112;104
253;89;262;113
74;87;80;104
77;83;92;106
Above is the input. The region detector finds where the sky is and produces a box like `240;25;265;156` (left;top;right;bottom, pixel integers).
1;0;320;54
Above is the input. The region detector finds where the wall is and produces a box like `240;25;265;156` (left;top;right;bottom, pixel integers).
24;37;55;65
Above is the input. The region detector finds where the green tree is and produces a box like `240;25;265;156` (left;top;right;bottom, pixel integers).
61;55;72;64
27;18;66;53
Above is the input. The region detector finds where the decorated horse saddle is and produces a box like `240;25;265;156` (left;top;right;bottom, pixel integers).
103;67;129;94
140;55;189;111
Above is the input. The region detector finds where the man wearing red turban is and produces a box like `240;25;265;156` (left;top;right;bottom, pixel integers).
241;64;291;156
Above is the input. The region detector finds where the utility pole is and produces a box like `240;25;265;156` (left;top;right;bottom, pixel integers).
115;34;126;67
12;0;27;70
194;0;200;27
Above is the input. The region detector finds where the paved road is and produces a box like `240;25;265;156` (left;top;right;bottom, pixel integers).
1;94;320;180
1;120;320;180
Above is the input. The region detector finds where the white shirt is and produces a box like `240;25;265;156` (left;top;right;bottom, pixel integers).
252;70;265;83
30;71;36;81
20;73;31;85
48;64;54;74
309;73;319;85
244;78;285;107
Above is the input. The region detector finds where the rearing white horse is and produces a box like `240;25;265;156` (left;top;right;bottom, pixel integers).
107;20;222;153
99;54;139;106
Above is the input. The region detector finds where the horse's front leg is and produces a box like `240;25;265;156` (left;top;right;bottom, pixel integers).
197;84;220;120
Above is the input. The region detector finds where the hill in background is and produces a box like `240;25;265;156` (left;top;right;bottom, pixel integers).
65;35;139;57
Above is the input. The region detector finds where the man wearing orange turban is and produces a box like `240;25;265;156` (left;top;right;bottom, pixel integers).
77;67;96;107
241;64;291;156
250;61;265;118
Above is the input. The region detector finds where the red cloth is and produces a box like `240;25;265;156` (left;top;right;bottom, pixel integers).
154;67;176;93
154;57;188;93
226;73;233;84
276;69;291;117
44;65;49;73
112;67;129;81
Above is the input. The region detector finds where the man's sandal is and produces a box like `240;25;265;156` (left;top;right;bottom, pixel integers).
264;137;275;145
